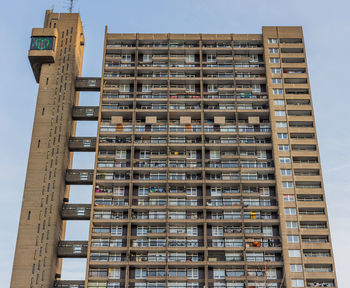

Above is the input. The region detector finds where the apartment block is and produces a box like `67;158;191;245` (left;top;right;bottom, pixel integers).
11;10;337;288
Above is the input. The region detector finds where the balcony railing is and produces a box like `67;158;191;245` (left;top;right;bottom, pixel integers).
100;124;133;132
135;125;167;132
91;239;127;247
95;199;129;207
168;239;204;247
204;125;236;133
207;256;244;262
207;240;243;248
102;104;133;110
130;255;166;262
103;93;133;99
169;125;202;132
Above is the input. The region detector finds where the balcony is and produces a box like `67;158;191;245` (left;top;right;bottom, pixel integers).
102;104;133;110
100;122;133;133
169;125;202;133
204;125;236;133
95;199;129;207
75;77;101;91
306;280;335;287
238;125;271;133
137;103;168;110
72;106;99;120
62;204;91;220
207;255;244;263
65;169;94;185
57;241;88;258
54;280;85;288
170;93;201;99
69;137;96;152
168;239;204;248
130;255;166;262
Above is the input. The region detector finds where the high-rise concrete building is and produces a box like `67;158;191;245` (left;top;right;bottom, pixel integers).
11;9;337;288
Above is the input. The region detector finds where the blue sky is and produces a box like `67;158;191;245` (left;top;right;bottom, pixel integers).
1;0;349;286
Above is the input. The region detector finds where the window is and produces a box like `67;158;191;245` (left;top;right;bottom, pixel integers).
278;145;289;151
143;54;152;62
264;269;277;280
207;54;216;62
115;150;127;159
283;194;295;201
270;58;280;63
140;151;150;159
288;235;300;243
109;268;121;279
213;269;225;279
211;187;222;196
271;68;281;74
187;268;199;279
252;84;261;92
286;221;298;229
280;157;291;163
72;245;82;254
275;110;286;116
290;264;303;272
269;48;279;54
138;187;148;196
187;226;198;236
274;99;285;105
208;84;217;92
186;187;197;196
273;89;283;95
281;169;292;176
291;279;304;287
257;150;267;159
142;84;152;92
250;55;258;62
277;133;288;139
186;54;195;63
186;84;195;92
136;268;147;279
263;226;273;236
288;250;301;257
276;121;287;128
212;226;224;236
285;208;297;215
282;181;294;188
272;78;282;84
210;150;221;159
119;84;130;92
121;54;131;62
187;150;197;159
77;208;85;216
268;38;278;44
111;226;123;236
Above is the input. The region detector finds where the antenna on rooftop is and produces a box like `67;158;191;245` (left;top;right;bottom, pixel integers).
69;0;74;13
65;0;77;13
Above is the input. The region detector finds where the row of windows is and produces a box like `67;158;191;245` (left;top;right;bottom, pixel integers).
105;37;300;46
267;38;303;44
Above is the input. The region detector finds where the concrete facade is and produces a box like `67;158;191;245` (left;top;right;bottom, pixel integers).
11;10;337;288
